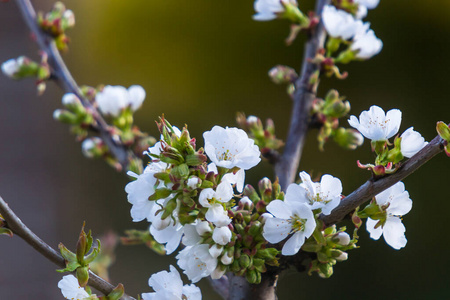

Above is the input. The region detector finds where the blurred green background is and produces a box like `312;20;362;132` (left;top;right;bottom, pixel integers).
1;0;450;299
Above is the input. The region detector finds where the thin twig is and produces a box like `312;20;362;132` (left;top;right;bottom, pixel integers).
275;0;331;190
15;0;133;170
0;196;136;300
320;134;446;226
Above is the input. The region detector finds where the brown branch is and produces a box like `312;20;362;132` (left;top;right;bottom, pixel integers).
0;196;136;300
275;0;331;190
320;134;446;226
15;0;133;170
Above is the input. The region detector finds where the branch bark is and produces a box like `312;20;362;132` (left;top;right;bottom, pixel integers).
275;0;331;190
0;196;136;300
15;0;133;170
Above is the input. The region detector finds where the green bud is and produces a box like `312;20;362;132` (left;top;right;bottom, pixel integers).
107;284;125;300
76;266;89;287
53;109;79;124
268;65;298;84
333;128;364;150
239;254;251;269
302;242;323;253
248;221;262;236
185;153;207;166
318;262;334;278
243;184;260;202
245;269;258;284
437;122;450;141
231;259;241;273
326;37;341;54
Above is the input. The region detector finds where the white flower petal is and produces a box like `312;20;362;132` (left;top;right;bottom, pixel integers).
366;218;383;240
282;231;305;255
383;217;407;250
262;217;292;244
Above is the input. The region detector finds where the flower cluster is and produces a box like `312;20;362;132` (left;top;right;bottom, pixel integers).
322;4;383;61
125;119;284;289
263;171;343;255
348;105;428;175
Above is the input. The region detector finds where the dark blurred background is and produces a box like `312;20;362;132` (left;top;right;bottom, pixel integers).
1;0;450;299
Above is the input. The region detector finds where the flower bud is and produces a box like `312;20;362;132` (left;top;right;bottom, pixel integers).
437;122;450;142
211;266;226;279
63;9;75;28
268;65;299;84
239;196;254;210
81;137;104;158
76;266;89;287
209;244;223;258
333;128;364;150
221;253;234;265
212;226;232;245
334;232;351;245
53;109;78;124
239;254;251;269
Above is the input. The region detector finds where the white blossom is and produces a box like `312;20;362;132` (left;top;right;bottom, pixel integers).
199;183;233;226
400;127;428;158
125;171;158;222
322;5;360;40
222;168;246;193
141;265;201;300
253;0;295;21
150;219;184;255
212;226;232;245
176;244;218;283
348;105;402;141
96;85;146;117
299;171;343;215
58;275;90;300
263;199;316;255
187;176;201;189
366;182;412;250
81;137;101;158
351;29;383;59
1;58;20;78
203;126;261;170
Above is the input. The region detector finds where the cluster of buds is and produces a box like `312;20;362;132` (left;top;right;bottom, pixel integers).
304;224;357;278
1;54;51;94
312;89;362;150
37;2;75;51
267;65;298;97
236;113;284;161
57;224;101;288
436;121;450;156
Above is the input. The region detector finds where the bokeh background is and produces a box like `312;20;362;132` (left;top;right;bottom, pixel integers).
1;0;450;299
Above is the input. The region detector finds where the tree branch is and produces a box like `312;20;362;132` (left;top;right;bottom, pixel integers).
14;0;134;170
320;134;446;226
275;0;331;190
0;196;136;300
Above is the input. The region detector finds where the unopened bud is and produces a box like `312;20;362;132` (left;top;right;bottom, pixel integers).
333;128;364;150
334;232;351;246
63;9;75;28
437;122;450;142
268;65;298;84
81;137;104;158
